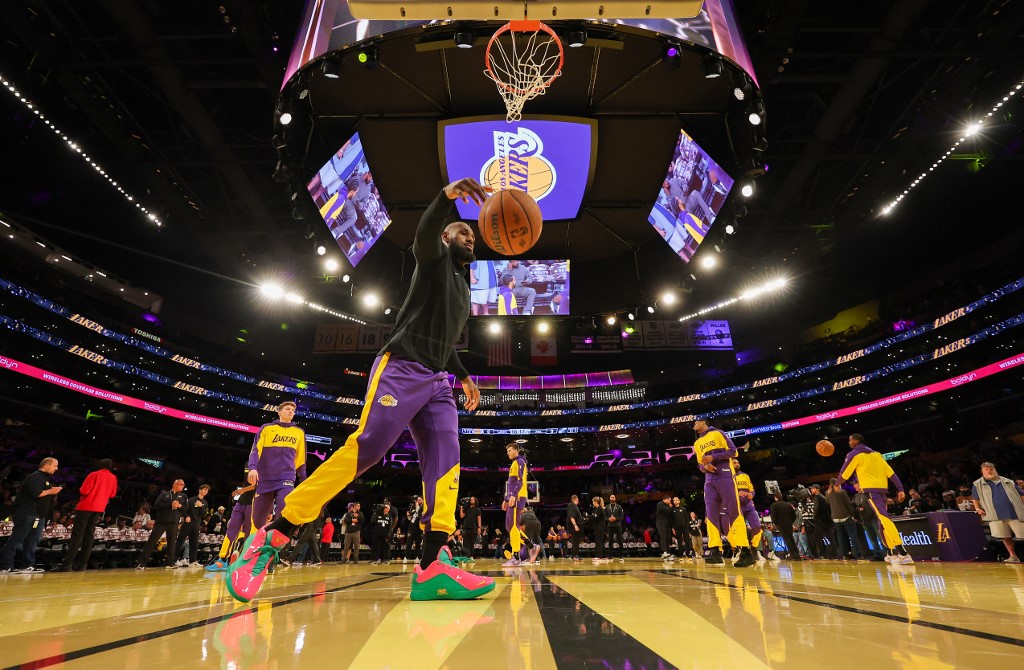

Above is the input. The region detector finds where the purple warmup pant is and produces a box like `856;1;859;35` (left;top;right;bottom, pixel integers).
227;503;253;542
280;354;461;535
251;487;289;533
704;475;748;549
740;500;763;547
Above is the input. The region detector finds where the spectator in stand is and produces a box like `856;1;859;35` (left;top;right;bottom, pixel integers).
769;493;799;559
956;485;976;512
0;458;62;573
971;462;1024;564
656;495;674;561
132;505;151;528
341;503;364;564
178;484;211;567
135;479;187;570
827;479;865;561
55;458;118;572
320;514;335;562
906;489;926;514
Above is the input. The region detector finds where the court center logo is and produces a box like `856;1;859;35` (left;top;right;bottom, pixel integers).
480;127;557;202
378;394;398;407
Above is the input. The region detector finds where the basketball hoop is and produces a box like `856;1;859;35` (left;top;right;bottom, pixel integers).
485;20;564;123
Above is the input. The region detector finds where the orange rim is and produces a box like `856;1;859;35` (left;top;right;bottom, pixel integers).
485;21;564;96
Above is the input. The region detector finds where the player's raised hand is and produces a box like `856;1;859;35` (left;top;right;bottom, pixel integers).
445;178;491;206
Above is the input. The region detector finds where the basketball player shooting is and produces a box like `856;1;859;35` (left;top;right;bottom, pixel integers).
693;419;754;567
226;178;496;603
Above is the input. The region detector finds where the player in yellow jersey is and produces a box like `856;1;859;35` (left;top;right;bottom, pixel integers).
732;458;767;564
693;420;754;567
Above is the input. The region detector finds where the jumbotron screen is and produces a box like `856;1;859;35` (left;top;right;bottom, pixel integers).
647;129;735;263
305;132;392;268
469;259;570;316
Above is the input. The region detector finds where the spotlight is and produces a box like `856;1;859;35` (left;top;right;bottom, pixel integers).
454;30;475;48
567;28;587;48
324;258;339;272
279;112;293;126
741;183;754;198
363;293;380;307
661;292;676;306
537;321;550;334
342;274;350;283
316;245;327;256
627;312;635;321
488;322;501;334
384;307;392;315
702;53;724;79
747;101;765;126
663;43;681;70
260;282;284;300
725;223;736;235
606;316;616;326
733;82;752;101
700;255;717;269
357;46;379;68
321;59;341;79
647;306;656;314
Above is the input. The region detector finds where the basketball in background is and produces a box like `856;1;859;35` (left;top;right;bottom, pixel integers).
478;189;543;255
815;440;835;457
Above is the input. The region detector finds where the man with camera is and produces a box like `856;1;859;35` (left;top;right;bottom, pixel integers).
459;496;481;559
0;457;62;573
403;495;425;563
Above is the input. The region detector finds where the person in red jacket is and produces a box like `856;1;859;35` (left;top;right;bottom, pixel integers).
55;459;118;572
320;515;335;562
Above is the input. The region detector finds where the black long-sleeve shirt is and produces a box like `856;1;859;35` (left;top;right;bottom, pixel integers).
656;501;673;526
152;490;188;524
381;189;470;379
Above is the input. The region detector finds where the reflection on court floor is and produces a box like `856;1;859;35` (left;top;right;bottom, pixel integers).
1;560;1022;669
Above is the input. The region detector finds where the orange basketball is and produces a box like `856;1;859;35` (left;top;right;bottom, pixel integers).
478;189;543;255
816;440;835;457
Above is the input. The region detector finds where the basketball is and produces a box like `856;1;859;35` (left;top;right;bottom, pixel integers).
478;188;543;255
816;439;835;457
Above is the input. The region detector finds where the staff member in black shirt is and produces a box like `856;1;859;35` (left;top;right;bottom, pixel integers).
566;495;584;562
179;484;211;567
656;495;674;561
0;458;62;573
591;497;608;562
769;493;799;559
688;511;705;559
606;495;625;561
404;496;425;562
459;496;482;558
136;479;188;569
371;502;397;564
670;496;689;558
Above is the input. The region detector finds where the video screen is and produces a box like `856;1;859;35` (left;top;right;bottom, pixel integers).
306;132;391;267
440;117;596;221
469;259;570;316
648;129;735;263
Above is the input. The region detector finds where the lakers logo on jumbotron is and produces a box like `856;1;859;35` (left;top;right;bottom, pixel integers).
378;394;398;407
480;127;556;201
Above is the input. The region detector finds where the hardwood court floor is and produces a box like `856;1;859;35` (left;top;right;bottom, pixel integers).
2;558;1022;669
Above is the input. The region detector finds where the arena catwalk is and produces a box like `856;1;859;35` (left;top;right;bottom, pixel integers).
2;559;1022;668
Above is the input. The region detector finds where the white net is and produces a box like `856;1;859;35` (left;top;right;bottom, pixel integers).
485;26;563;123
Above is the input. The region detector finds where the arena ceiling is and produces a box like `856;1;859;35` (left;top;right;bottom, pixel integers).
1;0;1022;332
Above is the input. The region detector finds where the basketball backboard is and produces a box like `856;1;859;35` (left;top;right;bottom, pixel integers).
348;1;703;21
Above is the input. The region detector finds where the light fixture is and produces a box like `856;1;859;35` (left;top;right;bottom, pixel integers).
560;437;574;442
454;29;475;48
605;316;616;325
747;101;765;126
469;438;482;443
316;245;327;256
515;439;528;444
661;292;676;306
700;255;717;269
725;223;736;235
279;111;293;126
324;258;339;272
702;53;724;79
663;43;681;70
733;82;752;101
647;306;655;314
260;282;284;300
384;307;392;315
363;293;380;307
741;183;754;198
616;433;629;439
567;28;587;48
357;46;379;68
627;312;635;321
321;59;341;79
537;321;550;333
488;322;502;334
342;274;351;283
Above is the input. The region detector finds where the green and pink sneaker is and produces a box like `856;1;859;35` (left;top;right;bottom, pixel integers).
410;547;495;601
225;527;290;603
